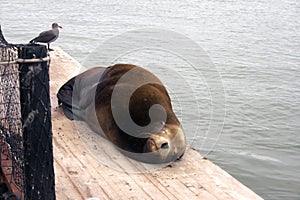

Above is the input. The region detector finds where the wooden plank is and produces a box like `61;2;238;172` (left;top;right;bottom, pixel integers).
49;47;263;200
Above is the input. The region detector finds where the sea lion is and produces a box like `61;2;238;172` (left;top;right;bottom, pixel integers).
57;64;186;163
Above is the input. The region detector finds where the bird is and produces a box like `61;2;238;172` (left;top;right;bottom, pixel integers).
30;23;62;51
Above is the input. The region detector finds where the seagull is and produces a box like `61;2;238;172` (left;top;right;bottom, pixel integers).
30;23;62;51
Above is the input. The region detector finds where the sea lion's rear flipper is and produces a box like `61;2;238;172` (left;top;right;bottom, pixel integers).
61;104;75;120
57;67;105;121
57;76;76;120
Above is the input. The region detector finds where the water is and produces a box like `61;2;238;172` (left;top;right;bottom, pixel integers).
1;0;300;199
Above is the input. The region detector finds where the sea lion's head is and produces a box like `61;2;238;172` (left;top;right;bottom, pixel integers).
123;70;186;163
143;124;186;162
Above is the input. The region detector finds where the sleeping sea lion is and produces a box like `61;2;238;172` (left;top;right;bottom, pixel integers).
57;64;186;163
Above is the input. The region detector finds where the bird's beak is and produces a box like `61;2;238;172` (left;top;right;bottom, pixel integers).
58;25;63;29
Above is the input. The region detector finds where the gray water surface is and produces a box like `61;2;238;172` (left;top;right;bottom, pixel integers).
1;0;300;199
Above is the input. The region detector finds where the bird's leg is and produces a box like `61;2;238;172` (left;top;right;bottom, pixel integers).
48;43;54;51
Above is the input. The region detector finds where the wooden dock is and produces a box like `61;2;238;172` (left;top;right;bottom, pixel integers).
49;47;263;200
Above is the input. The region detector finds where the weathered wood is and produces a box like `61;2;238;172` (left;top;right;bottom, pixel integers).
50;47;263;200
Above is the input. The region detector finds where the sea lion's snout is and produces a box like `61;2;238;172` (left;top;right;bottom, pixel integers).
145;135;170;152
143;124;186;162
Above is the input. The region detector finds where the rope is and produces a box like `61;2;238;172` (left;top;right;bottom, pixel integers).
0;56;50;65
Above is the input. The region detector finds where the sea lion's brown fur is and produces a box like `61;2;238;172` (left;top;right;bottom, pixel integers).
57;64;186;163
